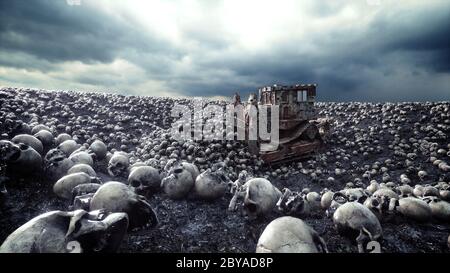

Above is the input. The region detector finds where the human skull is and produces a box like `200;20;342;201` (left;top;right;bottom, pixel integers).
161;164;194;199
128;166;161;194
320;190;334;210
340;188;369;203
54;172;100;200
31;124;52;135
58;140;80;157
90;182;158;229
422;196;450;222
0;140;21;163
194;168;230;200
243;178;281;218
67;163;96;177
397;197;432;222
413;185;424;198
439;184;450;201
0;210;128;253
422;185;439;197
396;184;413;198
305;192;321;210
107;152;130;177
366;181;380;194
373;188;399;200
333;202;382;253
44;148;75;182
88;140;107;160
11;134;43;155
34;130;54;149
55;133;72;146
256;216;328;253
69;150;94;167
0;141;42;176
180;162;200;181
326;192;349;217
418;170;428;181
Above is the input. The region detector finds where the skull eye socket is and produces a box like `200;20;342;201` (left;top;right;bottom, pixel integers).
246;203;258;213
371;199;380;207
130;180;141;187
173;168;183;174
18;143;29;150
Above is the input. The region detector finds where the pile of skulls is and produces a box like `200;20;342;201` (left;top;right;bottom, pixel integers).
0;87;449;253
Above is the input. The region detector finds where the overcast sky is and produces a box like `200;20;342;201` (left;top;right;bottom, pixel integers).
0;0;449;101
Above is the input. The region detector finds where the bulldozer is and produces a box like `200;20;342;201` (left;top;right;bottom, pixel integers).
232;84;330;164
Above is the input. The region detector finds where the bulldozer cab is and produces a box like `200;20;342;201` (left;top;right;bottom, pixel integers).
258;84;317;130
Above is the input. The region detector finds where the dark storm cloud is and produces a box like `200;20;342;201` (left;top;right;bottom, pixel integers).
0;0;448;101
174;2;450;101
372;5;450;73
0;0;174;65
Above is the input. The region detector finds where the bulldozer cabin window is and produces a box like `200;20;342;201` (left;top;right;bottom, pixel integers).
297;90;307;102
281;92;288;103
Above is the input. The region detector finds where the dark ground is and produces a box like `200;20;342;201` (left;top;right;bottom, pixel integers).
0;88;449;253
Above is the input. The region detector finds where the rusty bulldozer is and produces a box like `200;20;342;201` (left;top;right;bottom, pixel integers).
232;84;330;164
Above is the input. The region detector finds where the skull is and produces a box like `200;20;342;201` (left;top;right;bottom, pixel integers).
422;196;450;222
128;166;161;194
256;216;328;253
413;185;424;198
0;141;42;176
107;152;130;177
439;184;450;201
320;190;334;210
0;140;21;163
67;163;96;177
0;210;128;253
194;168;230;200
340;188;369;203
396;197;432;222
34;130;54;149
243;178;281;218
54;172;100;199
58;140;81;157
396;184;413;198
333;202;383;253
422;185;439;197
88;140;107;160
31;124;52;135
372;188;399;200
366;181;380;194
161;164;195;199
11;134;44;155
326;192;348;217
363;195;397;221
418;170;428;181
90;182;158;229
180;162;200;181
55;133;72;146
69;150;94;167
44;148;75;182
